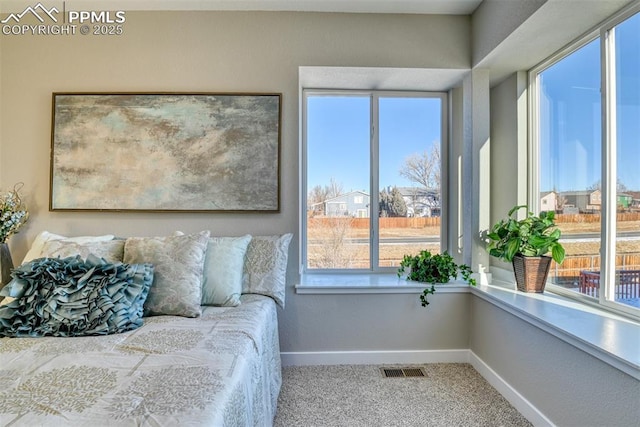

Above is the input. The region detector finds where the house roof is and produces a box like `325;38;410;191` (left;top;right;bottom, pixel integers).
560;190;599;196
396;187;438;197
323;190;369;203
625;191;640;200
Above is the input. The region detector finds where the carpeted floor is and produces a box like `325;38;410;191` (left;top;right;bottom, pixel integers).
274;363;533;427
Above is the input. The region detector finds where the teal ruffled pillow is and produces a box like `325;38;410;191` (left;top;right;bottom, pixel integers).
0;255;154;337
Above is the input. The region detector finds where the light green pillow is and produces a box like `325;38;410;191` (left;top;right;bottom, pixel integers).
201;235;252;307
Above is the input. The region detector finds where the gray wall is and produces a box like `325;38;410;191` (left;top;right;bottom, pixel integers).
281;292;470;352
488;73;526;271
0;11;472;353
470;297;640;427
489;74;522;222
471;0;548;67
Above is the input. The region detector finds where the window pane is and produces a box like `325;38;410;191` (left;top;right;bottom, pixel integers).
378;97;442;268
614;12;640;309
306;96;370;269
538;39;602;296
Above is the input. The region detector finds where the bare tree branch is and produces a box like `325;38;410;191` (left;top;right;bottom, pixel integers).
399;141;440;190
307;178;345;215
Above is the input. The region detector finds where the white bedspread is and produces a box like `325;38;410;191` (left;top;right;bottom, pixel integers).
0;294;281;426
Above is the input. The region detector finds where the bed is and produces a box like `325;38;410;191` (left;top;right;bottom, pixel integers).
0;230;292;426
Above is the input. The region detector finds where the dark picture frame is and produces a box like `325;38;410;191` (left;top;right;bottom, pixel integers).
50;92;281;212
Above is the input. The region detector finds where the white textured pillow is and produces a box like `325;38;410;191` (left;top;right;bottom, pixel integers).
201;235;251;307
123;231;210;318
22;231;116;264
40;240;125;263
242;233;293;308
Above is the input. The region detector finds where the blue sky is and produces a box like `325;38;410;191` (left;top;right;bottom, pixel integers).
306;96;441;194
540;11;639;192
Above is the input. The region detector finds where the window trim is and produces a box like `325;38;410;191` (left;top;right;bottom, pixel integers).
599;2;639;319
528;3;640;320
301;89;448;275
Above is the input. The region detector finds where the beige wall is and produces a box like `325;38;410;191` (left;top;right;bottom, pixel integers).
0;11;472;352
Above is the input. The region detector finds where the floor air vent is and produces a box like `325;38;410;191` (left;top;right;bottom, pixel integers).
380;367;426;378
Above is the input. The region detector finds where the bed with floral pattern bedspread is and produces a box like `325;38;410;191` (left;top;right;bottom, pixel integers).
0;293;281;426
0;230;293;427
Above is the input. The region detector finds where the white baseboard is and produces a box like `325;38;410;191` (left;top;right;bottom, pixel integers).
280;349;470;366
468;351;555;427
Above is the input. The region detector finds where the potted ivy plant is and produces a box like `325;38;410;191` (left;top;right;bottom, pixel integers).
398;250;476;307
486;205;565;293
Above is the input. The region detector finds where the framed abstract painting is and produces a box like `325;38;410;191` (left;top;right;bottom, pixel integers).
50;92;281;212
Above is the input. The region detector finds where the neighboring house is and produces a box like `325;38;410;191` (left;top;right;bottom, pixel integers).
540;191;557;212
324;191;370;217
627;191;640;209
589;189;602;211
396;187;440;217
560;190;601;213
307;201;324;216
617;193;633;209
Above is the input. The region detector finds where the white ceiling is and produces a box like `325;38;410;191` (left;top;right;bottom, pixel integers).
0;0;485;14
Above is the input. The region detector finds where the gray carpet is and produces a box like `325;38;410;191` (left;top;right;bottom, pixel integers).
274;363;533;427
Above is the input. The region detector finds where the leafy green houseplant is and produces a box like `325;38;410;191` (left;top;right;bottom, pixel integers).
486;205;565;292
398;250;476;307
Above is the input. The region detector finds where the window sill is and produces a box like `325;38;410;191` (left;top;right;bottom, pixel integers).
296;273;470;294
296;271;640;379
472;280;640;380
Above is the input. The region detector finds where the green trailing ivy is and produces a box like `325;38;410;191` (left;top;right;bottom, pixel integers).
398;250;476;307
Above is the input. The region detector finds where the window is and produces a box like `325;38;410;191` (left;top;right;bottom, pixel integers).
303;91;446;272
531;6;639;317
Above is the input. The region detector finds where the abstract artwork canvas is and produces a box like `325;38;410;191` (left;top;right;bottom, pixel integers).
50;93;281;212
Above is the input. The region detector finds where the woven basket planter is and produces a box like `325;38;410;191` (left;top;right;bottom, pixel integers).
512;255;552;293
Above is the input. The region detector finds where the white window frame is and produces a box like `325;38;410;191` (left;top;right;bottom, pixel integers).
301;89;448;274
529;4;640;319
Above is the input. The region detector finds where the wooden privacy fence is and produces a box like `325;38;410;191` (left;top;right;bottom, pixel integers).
551;254;640;278
307;217;440;229
555;212;640;223
309;213;640;228
307;215;640;276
